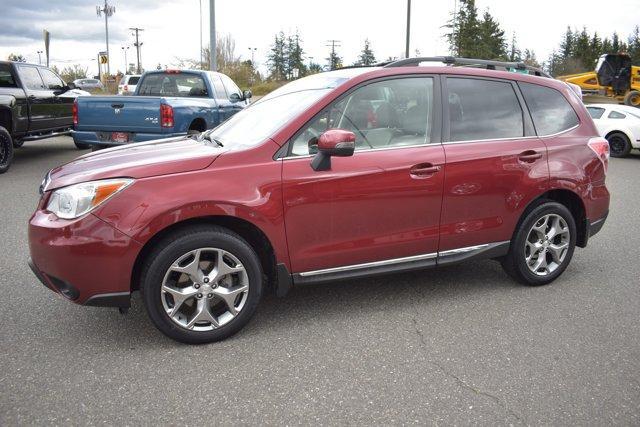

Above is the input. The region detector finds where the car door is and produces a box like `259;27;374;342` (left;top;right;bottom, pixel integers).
38;67;73;128
209;74;234;122
282;76;445;275
15;64;57;131
438;76;549;257
219;74;246;114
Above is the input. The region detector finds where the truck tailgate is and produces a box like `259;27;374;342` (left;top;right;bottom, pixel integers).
76;96;163;132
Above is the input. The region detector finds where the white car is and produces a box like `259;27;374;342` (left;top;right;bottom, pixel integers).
587;103;640;157
118;74;141;95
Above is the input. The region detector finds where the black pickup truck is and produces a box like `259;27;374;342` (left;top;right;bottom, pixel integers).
0;61;90;174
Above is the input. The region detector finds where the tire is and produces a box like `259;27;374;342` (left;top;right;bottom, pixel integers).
623;90;640;108
140;225;264;344
606;132;632;158
91;145;106;152
12;138;24;148
0;126;14;174
187;128;201;136
501;201;576;286
74;141;92;150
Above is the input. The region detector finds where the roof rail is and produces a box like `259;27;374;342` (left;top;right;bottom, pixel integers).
383;56;551;78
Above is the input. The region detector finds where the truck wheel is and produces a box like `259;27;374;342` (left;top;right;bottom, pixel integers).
501;201;576;286
606;132;631;158
623;90;640;107
74;141;92;150
140;225;264;344
0;127;14;174
91;145;106;152
12;138;24;148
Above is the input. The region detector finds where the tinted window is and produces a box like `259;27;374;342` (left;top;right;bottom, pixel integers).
587;107;605;119
447;78;523;142
138;73;208;97
290;77;434;156
0;64;17;88
220;74;241;98
210;75;227;98
608;110;626;119
17;65;44;90
519;82;579;135
128;76;140;84
39;68;64;90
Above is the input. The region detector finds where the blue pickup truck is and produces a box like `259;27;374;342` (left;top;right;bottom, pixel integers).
72;69;251;149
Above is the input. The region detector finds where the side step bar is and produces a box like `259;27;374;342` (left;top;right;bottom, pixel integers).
21;129;72;141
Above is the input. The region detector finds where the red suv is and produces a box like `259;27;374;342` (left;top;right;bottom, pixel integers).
29;58;610;343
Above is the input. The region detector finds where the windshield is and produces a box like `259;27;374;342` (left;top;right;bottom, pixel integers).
208;89;332;147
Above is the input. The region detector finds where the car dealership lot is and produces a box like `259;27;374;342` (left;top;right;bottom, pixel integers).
1;137;639;425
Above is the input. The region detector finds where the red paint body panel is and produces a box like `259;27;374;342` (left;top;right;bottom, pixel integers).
282;145;445;272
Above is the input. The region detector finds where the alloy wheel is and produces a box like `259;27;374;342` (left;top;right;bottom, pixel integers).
524;214;570;276
161;247;249;331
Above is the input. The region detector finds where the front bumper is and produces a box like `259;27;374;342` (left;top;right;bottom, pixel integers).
72;130;186;147
28;209;142;306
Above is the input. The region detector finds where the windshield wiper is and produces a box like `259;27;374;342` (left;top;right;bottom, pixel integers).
196;130;224;147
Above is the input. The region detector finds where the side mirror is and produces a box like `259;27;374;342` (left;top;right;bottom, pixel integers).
243;89;252;100
67;82;76;90
53;86;70;95
310;129;356;171
229;92;242;102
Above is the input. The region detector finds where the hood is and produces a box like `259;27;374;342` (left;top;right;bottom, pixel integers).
46;137;224;190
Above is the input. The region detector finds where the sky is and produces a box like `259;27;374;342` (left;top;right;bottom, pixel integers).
1;0;639;78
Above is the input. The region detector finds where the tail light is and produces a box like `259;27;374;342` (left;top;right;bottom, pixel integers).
72;99;78;126
124;85;128;92
588;137;609;173
160;104;174;128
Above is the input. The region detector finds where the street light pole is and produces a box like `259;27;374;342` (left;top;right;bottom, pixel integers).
199;0;203;68
209;0;216;71
405;0;411;58
37;51;43;65
121;46;129;73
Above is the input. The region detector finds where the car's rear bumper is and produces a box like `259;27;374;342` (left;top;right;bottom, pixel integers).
588;210;608;238
28;209;142;306
71;130;186;146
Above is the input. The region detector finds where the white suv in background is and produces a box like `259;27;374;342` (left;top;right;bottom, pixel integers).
118;74;141;95
587;104;640;158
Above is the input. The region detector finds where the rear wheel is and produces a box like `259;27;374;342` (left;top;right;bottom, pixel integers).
606;132;631;158
0;126;14;174
91;145;106;152
141;226;263;344
623;90;640;107
74;141;92;150
501;201;576;286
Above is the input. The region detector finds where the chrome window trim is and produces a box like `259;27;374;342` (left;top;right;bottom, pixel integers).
281;141;438;161
297;241;511;277
442;135;538;145
536;123;580;139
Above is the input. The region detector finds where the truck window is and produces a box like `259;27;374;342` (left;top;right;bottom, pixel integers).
39;68;65;90
210;75;227;99
128;76;140;85
0;64;17;88
137;72;208;97
220;74;241;99
16;65;44;90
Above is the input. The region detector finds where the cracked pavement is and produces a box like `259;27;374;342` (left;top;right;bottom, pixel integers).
1;138;639;424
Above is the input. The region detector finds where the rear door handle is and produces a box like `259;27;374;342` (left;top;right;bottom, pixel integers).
518;150;543;163
410;163;441;178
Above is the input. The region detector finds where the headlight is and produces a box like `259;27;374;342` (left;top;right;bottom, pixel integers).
46;178;133;219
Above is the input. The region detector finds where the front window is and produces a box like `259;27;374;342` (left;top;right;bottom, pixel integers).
0;64;17;88
138;72;208;97
608;110;626;119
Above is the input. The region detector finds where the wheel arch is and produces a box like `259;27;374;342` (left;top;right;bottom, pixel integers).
188;117;207;132
516;189;588;248
130;215;277;294
0;106;13;133
604;128;633;144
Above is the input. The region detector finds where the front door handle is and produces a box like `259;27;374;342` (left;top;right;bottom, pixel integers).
518;150;543;163
410;163;441;178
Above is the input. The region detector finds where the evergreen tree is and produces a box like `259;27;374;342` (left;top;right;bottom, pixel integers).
478;10;507;59
308;62;323;74
522;49;541;68
356;39;377;66
267;32;287;80
285;32;306;79
445;0;480;57
628;26;640;64
509;33;521;62
574;27;592;69
326;46;342;70
560;27;574;59
612;32;620;52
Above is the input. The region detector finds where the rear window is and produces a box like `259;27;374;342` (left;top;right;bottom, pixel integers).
0;64;17;88
519;82;579;135
138;73;208;97
587;107;605;119
608;110;626;119
446;77;524;142
128;76;140;85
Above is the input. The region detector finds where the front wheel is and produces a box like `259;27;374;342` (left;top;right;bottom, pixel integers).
501;201;576;286
141;226;263;344
0;126;14;174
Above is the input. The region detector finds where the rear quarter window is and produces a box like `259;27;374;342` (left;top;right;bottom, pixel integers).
128;76;140;85
0;64;17;88
587;107;605;119
519;82;579;135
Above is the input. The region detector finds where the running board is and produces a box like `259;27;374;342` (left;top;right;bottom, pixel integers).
21;129;71;141
292;241;510;286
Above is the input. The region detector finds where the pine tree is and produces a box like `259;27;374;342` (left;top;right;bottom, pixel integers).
326;45;342;70
445;0;481;57
560;27;574;60
356;39;376;66
509;33;521;62
522;49;540;68
628;26;640;64
477;10;507;59
285;32;306;79
267;32;287;80
612;32;621;52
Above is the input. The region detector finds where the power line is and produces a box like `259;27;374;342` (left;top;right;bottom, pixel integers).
326;39;341;70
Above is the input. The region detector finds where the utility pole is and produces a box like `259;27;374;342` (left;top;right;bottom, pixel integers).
199;0;203;68
96;0;115;76
248;47;257;65
405;0;411;58
37;51;43;65
326;40;341;70
209;0;216;71
129;27;144;74
121;46;129;73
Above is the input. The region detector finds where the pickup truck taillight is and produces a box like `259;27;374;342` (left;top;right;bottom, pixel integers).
72;99;78;126
160;104;174;128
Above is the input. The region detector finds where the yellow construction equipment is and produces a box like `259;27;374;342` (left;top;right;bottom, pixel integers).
558;53;640;107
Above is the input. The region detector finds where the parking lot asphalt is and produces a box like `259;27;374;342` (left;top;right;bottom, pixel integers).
1;137;639;425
